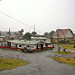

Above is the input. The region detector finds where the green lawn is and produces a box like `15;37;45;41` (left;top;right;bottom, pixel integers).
52;57;75;67
55;51;73;54
0;57;29;71
60;44;75;50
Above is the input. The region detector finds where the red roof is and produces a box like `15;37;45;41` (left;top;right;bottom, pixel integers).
57;29;73;37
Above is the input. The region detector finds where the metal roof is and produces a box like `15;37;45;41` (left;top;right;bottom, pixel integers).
32;37;48;40
6;40;47;45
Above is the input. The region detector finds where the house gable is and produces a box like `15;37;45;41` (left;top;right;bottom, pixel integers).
53;31;64;39
65;30;73;38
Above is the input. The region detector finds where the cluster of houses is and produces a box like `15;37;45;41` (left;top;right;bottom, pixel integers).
0;28;75;52
0;39;53;51
0;32;53;51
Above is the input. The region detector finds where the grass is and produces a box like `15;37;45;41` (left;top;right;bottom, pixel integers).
60;44;75;50
0;57;29;71
55;51;73;54
52;57;75;67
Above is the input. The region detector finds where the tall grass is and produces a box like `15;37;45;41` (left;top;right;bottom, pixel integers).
0;57;29;71
52;57;75;67
60;44;75;50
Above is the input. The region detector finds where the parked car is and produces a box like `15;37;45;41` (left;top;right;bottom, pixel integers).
21;46;33;53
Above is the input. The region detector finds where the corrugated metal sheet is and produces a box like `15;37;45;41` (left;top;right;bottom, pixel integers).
6;40;47;45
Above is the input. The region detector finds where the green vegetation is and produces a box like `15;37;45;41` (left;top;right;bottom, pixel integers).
60;44;75;50
0;57;29;71
55;51;73;54
52;57;75;67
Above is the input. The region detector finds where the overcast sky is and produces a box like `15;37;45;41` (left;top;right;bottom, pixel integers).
0;0;75;34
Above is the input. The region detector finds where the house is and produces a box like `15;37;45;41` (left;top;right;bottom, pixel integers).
0;36;5;41
0;31;19;40
31;35;51;43
0;40;53;51
53;29;74;42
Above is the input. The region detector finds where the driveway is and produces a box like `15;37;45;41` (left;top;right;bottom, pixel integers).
0;49;75;75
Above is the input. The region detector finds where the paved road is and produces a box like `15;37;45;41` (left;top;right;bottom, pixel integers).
0;49;75;75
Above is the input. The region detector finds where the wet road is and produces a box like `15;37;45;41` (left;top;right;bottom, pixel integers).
0;49;75;75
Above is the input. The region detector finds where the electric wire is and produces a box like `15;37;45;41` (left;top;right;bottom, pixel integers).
0;10;43;33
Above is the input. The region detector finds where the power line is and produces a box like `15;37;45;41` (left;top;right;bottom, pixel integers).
0;11;31;28
0;10;43;34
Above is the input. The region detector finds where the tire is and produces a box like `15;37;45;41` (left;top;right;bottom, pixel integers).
21;49;24;52
29;50;33;53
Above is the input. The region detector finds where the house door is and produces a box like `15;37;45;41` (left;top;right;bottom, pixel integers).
45;44;48;49
36;45;38;50
41;44;43;50
7;42;11;48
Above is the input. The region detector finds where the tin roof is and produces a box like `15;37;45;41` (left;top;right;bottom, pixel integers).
32;37;48;40
7;40;24;44
6;40;48;45
57;29;74;37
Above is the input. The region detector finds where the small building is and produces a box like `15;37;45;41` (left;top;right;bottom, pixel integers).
0;36;5;41
0;40;53;51
32;37;48;41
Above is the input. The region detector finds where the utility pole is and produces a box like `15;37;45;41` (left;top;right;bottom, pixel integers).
57;27;60;52
9;28;10;40
34;24;35;38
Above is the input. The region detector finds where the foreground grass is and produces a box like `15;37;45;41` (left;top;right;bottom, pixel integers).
52;57;75;67
0;57;29;71
55;51;73;54
60;44;75;50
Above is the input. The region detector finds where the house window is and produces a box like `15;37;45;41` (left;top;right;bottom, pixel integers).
19;44;22;47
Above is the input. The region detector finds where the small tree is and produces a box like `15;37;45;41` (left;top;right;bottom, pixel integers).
0;31;1;36
44;32;49;37
23;32;31;40
19;29;24;37
49;31;54;43
31;31;37;37
11;37;14;40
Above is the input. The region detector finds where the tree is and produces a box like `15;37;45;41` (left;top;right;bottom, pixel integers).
0;31;1;36
19;29;24;37
11;37;14;40
31;31;37;36
49;31;54;37
49;31;54;43
23;32;31;40
7;29;11;39
44;32;49;37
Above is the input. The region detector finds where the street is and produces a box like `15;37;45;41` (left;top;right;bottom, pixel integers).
0;48;75;75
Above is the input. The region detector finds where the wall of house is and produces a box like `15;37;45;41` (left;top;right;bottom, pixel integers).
0;42;7;48
0;37;5;41
65;30;73;38
43;44;46;49
17;44;22;50
53;32;64;39
48;44;53;48
38;44;41;50
11;43;16;49
29;45;36;51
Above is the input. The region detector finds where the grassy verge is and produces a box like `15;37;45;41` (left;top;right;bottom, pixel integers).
55;51;73;54
0;57;29;71
60;44;75;50
52;57;75;67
